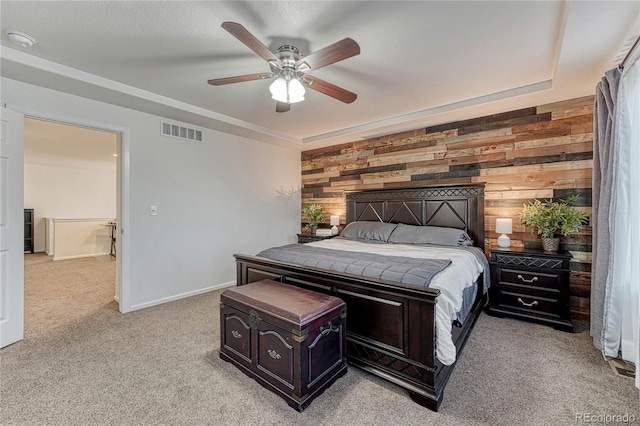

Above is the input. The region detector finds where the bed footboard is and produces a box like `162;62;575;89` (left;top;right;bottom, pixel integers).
235;253;478;411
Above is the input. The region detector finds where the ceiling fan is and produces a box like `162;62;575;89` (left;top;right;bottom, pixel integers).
207;22;360;113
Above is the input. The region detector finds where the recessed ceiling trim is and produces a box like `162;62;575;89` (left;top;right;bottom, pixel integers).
0;46;302;145
2;44;553;147
549;0;572;81
303;79;553;144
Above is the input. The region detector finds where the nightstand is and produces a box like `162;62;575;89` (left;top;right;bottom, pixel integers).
297;234;335;244
487;247;574;332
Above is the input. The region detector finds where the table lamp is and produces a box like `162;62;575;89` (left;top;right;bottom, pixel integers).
330;215;340;236
496;218;513;248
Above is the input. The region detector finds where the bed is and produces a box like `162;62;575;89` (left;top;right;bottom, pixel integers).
234;184;487;411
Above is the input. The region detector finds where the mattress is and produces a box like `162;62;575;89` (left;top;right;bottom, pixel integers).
301;237;489;365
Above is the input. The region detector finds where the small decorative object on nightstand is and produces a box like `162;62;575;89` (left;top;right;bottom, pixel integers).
487;247;573;332
330;215;340;236
302;203;326;236
518;194;587;252
495;218;512;248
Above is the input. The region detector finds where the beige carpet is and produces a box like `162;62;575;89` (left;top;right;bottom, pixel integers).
1;255;638;425
22;253;117;339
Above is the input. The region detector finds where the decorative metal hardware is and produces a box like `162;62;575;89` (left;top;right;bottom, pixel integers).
291;332;308;343
231;330;242;339
517;274;539;283
267;349;281;360
320;321;339;336
518;298;539;307
249;310;260;329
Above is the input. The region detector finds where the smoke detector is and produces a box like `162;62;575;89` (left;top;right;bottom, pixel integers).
6;30;36;48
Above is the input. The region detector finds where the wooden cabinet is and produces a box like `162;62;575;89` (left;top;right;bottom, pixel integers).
24;209;34;253
296;234;335;244
487;247;573;332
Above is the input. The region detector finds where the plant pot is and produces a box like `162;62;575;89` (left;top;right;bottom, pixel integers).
310;225;317;235
541;237;560;252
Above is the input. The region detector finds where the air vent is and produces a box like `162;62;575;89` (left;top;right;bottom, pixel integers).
161;121;203;143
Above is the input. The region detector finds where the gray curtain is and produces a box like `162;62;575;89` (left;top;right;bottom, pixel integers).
591;67;621;351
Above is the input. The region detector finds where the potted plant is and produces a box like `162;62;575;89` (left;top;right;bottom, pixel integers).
302;203;326;235
519;194;588;252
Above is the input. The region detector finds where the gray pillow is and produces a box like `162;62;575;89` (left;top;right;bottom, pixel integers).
340;221;398;242
388;223;474;247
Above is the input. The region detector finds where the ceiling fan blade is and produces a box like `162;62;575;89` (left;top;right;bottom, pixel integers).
207;73;272;86
295;38;360;72
276;102;291;113
221;22;282;66
303;76;357;104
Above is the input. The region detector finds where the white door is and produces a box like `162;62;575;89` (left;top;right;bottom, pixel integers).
0;108;24;348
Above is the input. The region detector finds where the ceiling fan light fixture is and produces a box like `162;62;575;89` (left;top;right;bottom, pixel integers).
269;76;305;104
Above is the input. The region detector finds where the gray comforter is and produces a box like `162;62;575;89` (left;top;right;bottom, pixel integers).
256;243;451;288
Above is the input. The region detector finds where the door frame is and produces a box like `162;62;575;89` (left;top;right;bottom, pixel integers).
1;107;25;347
8;104;132;313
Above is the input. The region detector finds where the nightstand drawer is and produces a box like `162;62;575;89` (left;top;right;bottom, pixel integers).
495;285;561;317
496;267;561;291
492;253;569;270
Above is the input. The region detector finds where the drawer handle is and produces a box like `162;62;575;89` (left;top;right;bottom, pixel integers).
231;330;242;339
518;297;539;307
320;321;339;336
517;274;538;283
267;349;281;360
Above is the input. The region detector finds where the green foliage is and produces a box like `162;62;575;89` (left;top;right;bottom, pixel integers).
302;203;326;227
519;194;588;238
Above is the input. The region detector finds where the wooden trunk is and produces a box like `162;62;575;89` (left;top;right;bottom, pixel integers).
219;280;347;412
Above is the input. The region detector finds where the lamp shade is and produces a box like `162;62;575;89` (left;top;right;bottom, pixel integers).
287;78;305;103
269;77;288;103
495;218;513;234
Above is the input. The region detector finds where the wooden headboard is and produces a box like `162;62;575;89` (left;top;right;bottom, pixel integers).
345;184;485;251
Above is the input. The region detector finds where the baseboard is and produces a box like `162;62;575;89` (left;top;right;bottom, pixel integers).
53;252;110;261
129;280;236;312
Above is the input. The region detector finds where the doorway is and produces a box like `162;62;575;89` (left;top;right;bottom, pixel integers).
23;118;120;335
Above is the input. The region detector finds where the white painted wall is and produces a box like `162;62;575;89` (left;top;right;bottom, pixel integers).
24;162;116;252
2;77;301;311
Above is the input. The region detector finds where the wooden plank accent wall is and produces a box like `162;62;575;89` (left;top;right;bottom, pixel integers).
301;96;594;321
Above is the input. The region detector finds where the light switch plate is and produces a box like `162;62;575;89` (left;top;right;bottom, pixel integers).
150;205;158;216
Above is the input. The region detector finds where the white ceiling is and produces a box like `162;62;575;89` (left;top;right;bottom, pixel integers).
24;118;118;172
1;1;639;150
